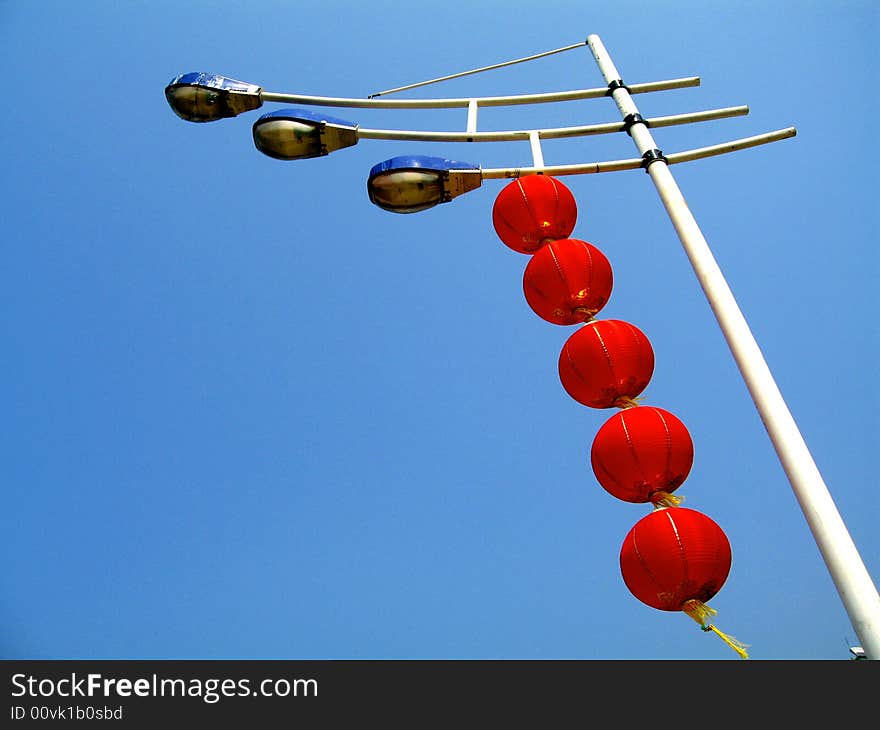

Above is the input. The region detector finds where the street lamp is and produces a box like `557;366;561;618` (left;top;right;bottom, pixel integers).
367;155;481;213
163;35;880;659
252;109;359;160
165;72;262;122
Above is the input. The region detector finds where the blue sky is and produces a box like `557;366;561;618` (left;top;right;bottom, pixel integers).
2;1;877;660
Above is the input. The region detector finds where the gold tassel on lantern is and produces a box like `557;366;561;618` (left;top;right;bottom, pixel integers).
573;306;598;323
682;599;750;660
650;491;684;508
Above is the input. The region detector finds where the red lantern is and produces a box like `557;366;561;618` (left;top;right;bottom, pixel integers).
492;175;577;254
620;507;749;658
619;507;731;612
590;406;694;504
522;238;614;325
558;319;654;408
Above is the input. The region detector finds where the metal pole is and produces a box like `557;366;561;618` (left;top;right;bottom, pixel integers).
586;33;880;659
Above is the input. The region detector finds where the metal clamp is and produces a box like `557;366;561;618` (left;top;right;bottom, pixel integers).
622;113;646;136
640;148;668;171
606;79;630;96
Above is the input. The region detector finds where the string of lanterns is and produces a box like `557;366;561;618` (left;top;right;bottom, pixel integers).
492;174;749;659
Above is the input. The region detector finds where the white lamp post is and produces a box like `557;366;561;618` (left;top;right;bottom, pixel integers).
584;34;880;660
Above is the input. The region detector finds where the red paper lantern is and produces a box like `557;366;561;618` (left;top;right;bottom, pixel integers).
558;319;654;408
522;238;614;325
620;507;748;658
590;406;694;504
492;175;577;254
619;507;731;612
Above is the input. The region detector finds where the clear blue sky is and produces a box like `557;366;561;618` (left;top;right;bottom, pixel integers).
2;1;877;660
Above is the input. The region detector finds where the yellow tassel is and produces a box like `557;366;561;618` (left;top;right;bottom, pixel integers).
573;306;597;323
705;624;750;660
682;598;716;625
614;395;642;409
650;491;683;508
682;599;750;660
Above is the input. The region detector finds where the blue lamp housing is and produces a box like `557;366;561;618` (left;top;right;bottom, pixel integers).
252;109;359;160
165;72;262;122
367;155;482;213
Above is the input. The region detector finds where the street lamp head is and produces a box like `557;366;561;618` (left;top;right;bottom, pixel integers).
367;155;482;213
165;72;262;123
252;109;359;160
